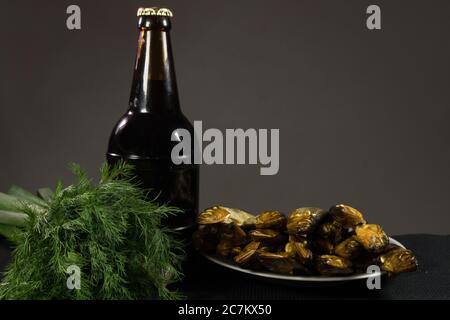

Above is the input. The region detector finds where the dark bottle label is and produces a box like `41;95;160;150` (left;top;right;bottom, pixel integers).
107;154;199;231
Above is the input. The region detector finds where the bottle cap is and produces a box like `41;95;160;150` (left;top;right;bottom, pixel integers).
137;7;173;17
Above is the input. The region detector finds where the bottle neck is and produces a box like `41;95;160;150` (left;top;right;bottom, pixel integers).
129;28;180;113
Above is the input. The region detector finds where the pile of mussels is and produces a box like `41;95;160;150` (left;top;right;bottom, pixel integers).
193;205;418;276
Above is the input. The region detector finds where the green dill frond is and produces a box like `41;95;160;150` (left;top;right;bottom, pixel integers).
0;162;185;300
100;159;135;184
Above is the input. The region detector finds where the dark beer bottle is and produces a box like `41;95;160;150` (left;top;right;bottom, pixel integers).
107;7;199;234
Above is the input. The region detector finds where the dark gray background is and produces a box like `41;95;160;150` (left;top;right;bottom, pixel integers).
1;0;449;234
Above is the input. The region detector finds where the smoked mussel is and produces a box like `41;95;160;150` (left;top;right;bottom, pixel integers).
285;239;314;266
287;207;328;236
198;206;256;226
329;204;366;229
316;255;353;276
234;241;261;266
225;207;257;226
248;229;285;244
220;224;247;246
334;236;362;260
194;204;417;278
257;251;295;275
355;224;389;253
379;248;418;274
316;220;343;244
197;206;231;225
255;211;286;229
216;224;248;257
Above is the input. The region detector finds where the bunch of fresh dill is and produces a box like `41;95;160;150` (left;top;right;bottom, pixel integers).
0;162;184;300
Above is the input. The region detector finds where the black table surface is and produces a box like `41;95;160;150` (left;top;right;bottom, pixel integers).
1;234;449;300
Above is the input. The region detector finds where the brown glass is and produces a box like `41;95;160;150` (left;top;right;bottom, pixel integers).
106;14;199;233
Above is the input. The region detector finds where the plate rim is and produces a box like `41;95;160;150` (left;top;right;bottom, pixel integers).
202;237;404;282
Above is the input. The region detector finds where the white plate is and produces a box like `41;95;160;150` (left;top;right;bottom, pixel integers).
203;237;404;283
